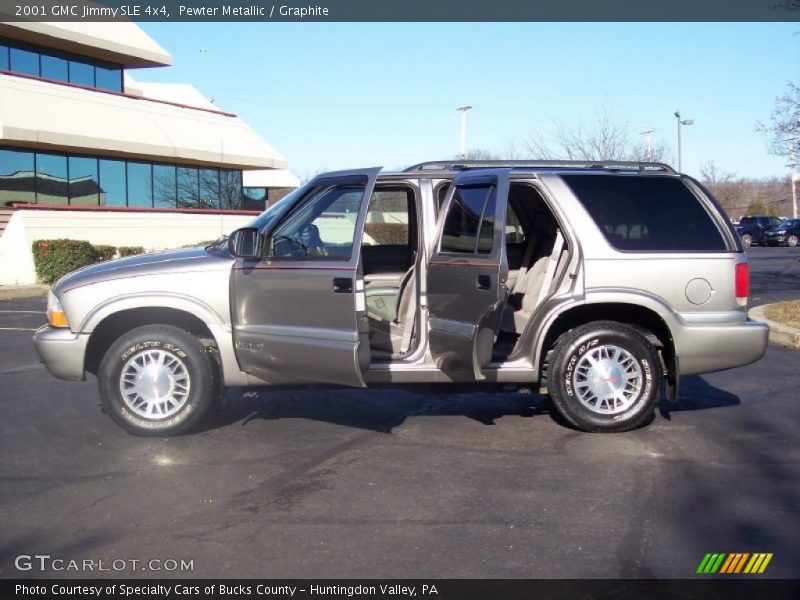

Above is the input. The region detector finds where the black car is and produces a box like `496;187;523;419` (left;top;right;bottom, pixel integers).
735;215;784;247
764;218;800;247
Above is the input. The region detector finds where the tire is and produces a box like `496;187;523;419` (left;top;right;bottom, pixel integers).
547;321;663;433
741;233;753;248
788;234;799;248
98;325;215;436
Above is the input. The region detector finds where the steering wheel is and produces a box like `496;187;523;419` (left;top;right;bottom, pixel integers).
273;234;308;257
299;223;328;257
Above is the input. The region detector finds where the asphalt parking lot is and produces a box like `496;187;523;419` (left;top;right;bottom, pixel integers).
1;246;798;579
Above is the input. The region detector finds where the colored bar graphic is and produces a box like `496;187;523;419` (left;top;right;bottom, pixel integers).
700;552;773;574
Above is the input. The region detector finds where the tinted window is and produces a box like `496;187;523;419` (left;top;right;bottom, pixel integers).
220;170;243;209
563;175;727;252
364;187;411;246
440;184;493;254
95;61;122;92
0;44;8;70
199;168;220;208
68;156;99;205
153;165;177;208
269;184;366;260
68;59;94;87
10;47;38;76
127;162;153;207
98;159;126;206
36;153;68;205
41;53;68;80
177;167;199;208
242;187;267;211
0;148;35;204
476;187;497;253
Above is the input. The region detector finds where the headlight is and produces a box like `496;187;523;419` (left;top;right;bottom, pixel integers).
776;230;786;235
47;291;69;328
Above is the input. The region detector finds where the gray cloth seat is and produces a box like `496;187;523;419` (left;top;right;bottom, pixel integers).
367;265;417;355
501;227;565;334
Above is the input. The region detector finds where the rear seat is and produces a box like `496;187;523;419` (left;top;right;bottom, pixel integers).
501;219;566;334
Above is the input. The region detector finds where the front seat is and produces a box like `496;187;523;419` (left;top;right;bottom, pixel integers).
366;265;417;355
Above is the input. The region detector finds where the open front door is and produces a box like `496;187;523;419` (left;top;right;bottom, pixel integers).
427;169;510;380
231;168;379;387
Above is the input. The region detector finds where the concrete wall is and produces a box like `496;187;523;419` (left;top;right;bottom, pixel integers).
0;209;256;285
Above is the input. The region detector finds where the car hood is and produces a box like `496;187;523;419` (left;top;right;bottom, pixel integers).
55;246;235;293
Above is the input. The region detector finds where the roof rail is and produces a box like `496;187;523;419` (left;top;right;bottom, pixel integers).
402;160;676;174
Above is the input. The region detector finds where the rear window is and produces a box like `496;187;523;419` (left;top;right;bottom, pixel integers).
562;175;727;252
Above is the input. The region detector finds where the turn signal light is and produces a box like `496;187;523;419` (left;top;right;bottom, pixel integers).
47;291;70;328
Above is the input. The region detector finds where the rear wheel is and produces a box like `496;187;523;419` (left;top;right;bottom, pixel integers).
98;325;215;436
547;321;662;433
788;234;799;248
741;233;753;248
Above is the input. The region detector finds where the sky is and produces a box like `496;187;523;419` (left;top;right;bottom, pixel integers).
137;22;799;180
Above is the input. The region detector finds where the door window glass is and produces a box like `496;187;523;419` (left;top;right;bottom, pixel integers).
269;184;366;260
363;187;411;246
440;184;495;254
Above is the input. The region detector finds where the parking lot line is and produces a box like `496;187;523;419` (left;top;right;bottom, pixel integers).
0;327;38;331
0;310;44;314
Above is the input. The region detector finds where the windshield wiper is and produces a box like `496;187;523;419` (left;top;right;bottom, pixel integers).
205;234;229;252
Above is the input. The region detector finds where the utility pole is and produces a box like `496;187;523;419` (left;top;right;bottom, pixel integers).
674;110;694;172
791;139;798;219
640;130;654;161
456;105;472;158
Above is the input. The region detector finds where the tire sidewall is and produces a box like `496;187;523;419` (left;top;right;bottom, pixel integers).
99;326;213;436
551;324;661;432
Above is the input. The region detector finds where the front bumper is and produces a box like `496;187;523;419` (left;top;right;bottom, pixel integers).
32;326;89;381
675;318;769;376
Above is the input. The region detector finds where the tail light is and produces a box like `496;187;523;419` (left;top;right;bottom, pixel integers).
735;262;749;308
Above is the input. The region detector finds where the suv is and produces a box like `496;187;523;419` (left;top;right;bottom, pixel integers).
735;215;784;247
34;161;768;435
764;218;800;247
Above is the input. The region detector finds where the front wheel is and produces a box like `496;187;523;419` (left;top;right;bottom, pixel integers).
98;325;215;436
787;234;799;248
741;233;753;248
547;321;663;433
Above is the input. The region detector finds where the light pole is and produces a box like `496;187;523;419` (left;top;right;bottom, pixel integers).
790;139;798;219
456;105;472;158
674;110;694;172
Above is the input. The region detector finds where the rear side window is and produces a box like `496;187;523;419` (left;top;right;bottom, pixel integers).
440;184;497;254
563;175;727;252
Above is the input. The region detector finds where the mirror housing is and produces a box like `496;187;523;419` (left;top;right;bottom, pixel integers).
228;227;264;259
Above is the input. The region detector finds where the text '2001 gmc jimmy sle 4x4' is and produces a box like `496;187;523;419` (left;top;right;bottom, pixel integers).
34;161;769;436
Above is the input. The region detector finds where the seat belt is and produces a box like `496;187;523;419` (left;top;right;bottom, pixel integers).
533;230;564;309
399;273;417;354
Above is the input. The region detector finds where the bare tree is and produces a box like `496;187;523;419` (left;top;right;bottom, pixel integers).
699;161;739;214
756;81;800;157
522;105;671;163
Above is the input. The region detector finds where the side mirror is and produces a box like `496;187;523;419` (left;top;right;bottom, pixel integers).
228;227;264;260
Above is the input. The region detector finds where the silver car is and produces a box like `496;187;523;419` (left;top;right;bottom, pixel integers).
34;161;769;435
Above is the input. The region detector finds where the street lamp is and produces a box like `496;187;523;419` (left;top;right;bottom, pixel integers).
789;138;798;219
456;105;472;158
674;110;694;172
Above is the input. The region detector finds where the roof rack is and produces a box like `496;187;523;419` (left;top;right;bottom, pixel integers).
402;160;676;174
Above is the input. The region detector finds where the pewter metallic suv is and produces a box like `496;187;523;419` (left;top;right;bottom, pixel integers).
33;161;769;435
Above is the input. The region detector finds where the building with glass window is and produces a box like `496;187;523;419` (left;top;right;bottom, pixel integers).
0;20;297;215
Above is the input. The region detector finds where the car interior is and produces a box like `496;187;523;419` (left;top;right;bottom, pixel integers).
361;185;420;360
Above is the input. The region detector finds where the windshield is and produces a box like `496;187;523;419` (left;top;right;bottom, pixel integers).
247;185;308;231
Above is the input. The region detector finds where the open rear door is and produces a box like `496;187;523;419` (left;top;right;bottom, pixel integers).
427;169;510;379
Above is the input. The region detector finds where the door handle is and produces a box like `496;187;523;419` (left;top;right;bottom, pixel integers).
333;277;353;293
477;274;491;291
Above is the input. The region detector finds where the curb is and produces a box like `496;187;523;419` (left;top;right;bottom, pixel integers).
0;284;50;301
749;303;800;350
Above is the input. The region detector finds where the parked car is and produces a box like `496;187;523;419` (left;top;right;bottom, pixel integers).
735;215;784;247
764;218;800;247
34;161;768;436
